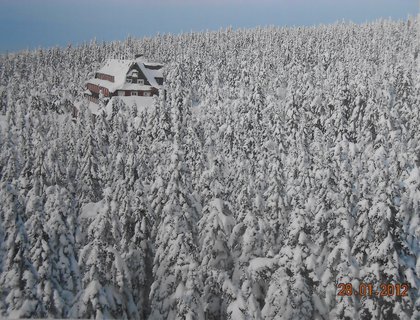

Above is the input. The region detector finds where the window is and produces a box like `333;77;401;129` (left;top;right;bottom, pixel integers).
143;92;151;97
126;78;132;83
138;79;144;85
131;92;138;96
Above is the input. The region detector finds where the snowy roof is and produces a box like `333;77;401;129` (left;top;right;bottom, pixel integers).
138;63;161;88
97;59;134;85
135;56;164;88
133;56;164;87
88;58;164;93
144;62;164;67
135;56;163;67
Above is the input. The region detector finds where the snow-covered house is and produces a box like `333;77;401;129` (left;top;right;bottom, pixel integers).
84;55;164;104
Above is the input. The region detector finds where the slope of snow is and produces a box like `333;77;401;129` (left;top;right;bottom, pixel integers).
106;96;155;115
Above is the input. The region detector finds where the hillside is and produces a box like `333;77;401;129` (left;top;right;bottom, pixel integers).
0;19;419;319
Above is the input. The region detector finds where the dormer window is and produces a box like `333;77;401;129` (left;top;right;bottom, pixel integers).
126;78;132;83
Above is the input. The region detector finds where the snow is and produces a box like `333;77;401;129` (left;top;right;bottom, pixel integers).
97;59;134;88
74;96;155;117
227;300;245;320
119;83;155;91
10;300;38;319
174;282;186;299
138;63;163;89
212;198;234;233
312;293;327;316
86;78;154;93
377;232;393;256
0;115;7;133
85;78;120;93
88;58;163;94
248;257;276;272
142;61;164;67
1;19;420;320
81;200;104;220
406;167;420;187
404;268;418;288
106;96;155;116
321;268;332;286
73;99;103;115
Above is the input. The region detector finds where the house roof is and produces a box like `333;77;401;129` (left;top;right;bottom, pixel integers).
97;59;133;88
88;58;164;93
135;56;164;87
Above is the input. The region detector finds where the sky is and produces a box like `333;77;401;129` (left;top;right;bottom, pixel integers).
0;0;418;53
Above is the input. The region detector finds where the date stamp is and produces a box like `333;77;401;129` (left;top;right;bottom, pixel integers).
337;283;410;297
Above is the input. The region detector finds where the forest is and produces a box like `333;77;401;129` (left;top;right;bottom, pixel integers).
0;18;419;319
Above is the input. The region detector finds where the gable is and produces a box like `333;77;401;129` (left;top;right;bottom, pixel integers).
126;64;151;85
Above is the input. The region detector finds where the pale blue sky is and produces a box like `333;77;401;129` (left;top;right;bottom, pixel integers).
0;0;418;53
